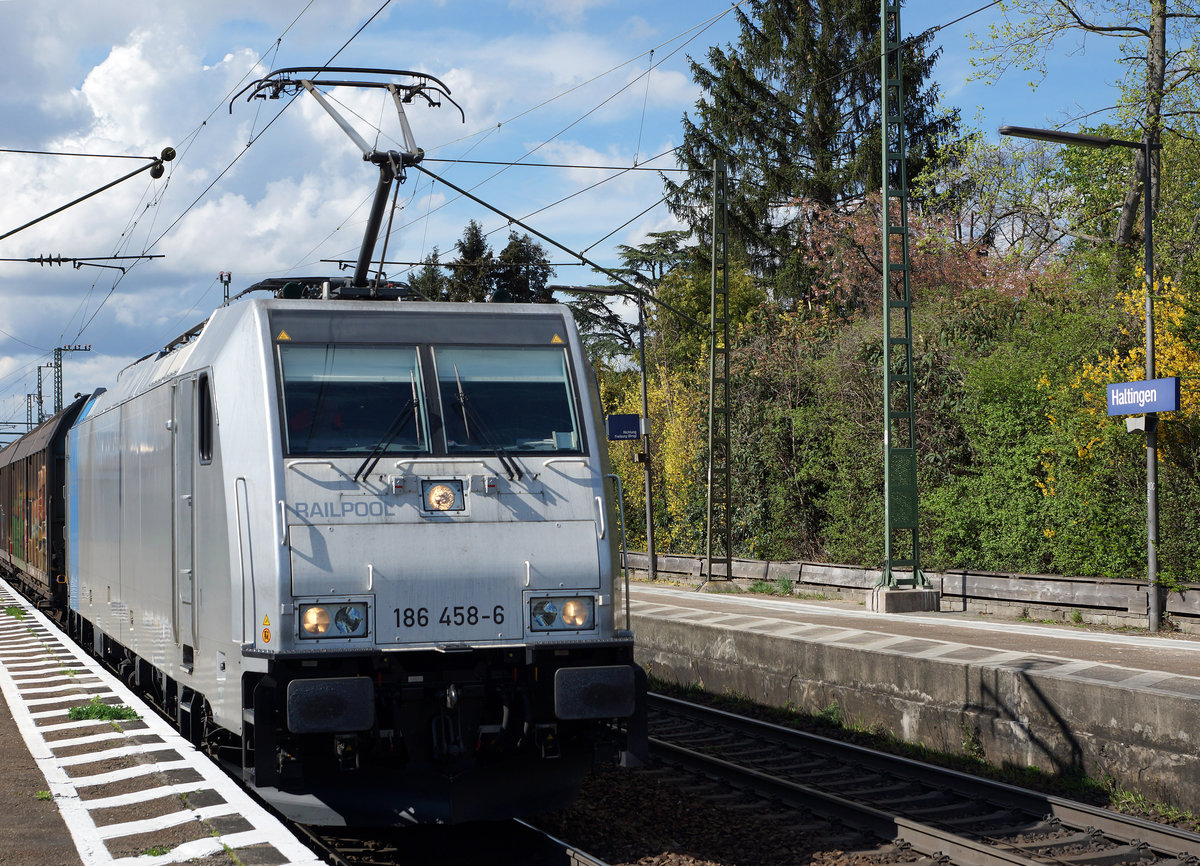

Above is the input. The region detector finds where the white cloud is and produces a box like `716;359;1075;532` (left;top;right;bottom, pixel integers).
506;0;614;27
0;1;739;415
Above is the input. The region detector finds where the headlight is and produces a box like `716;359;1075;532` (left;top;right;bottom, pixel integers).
530;597;594;631
299;602;368;638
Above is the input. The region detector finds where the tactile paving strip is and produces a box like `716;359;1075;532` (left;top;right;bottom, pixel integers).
0;578;326;866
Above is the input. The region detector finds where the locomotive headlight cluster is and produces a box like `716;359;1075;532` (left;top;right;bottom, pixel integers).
299;602;369;638
530;596;594;631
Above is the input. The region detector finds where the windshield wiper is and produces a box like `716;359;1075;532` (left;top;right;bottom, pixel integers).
453;365;523;481
354;371;422;482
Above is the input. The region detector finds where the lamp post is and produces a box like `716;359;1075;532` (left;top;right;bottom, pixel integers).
1000;124;1162;630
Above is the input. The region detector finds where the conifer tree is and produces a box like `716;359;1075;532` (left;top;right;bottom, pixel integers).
410;247;445;300
445;220;495;302
665;0;958;294
492;231;555;303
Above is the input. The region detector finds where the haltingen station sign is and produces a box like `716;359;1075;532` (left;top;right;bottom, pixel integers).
1106;377;1180;416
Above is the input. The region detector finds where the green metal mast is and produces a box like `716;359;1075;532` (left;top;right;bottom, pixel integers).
879;0;926;587
705;158;732;583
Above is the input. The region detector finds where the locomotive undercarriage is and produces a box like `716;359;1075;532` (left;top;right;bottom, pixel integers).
63;604;643;825
242;643;643;825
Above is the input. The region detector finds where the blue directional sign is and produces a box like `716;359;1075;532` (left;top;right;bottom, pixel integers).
1106;377;1180;416
606;414;641;441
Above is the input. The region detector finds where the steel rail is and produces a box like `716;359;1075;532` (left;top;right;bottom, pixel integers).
652;736;1045;866
295;818;611;866
649;692;1200;865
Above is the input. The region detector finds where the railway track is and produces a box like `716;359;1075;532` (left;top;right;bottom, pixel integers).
648;692;1200;866
295;819;609;866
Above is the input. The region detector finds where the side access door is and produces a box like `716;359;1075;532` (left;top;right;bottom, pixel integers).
173;376;196;665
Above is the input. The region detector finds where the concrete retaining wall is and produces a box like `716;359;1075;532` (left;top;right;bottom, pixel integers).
632;610;1200;811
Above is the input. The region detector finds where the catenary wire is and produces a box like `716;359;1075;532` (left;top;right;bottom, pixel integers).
69;0;395;346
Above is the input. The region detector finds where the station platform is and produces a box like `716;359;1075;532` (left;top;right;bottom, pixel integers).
628;581;1200;811
0;578;325;866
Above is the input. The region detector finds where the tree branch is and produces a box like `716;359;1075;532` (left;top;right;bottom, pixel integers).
1054;0;1149;37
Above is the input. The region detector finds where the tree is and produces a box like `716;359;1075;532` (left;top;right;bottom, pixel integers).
444;220;494;302
970;0;1200;249
612;230;692;294
563;231;694;365
409;247;446;300
492;231;554;303
664;0;958;294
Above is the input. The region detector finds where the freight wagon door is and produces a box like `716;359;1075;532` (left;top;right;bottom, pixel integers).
173;377;196;652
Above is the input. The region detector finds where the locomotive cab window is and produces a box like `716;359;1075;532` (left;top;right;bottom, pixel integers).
198;373;214;464
278;344;429;456
434;346;583;454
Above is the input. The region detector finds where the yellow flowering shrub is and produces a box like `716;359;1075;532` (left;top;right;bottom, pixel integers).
1073;273;1198;421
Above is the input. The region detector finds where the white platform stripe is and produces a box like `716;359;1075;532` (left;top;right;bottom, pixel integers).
108;829;327;866
57;742;180;767
25;690;114;706
31;706;90;720
70;759;196;788
14;672;102;683
97;802;240;840
78;779;213;810
0;645;65;655
18;681;109;695
48;730;135;750
0;577;326;866
37;717;132;733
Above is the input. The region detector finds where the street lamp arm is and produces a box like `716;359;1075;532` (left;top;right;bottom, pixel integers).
999;125;1159;151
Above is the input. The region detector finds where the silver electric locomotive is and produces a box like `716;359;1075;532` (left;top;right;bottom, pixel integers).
64;287;644;824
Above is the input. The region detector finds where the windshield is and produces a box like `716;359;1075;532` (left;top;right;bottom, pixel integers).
279;344;428;455
436;346;582;453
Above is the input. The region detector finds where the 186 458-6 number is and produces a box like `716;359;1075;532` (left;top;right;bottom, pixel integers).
394;605;504;628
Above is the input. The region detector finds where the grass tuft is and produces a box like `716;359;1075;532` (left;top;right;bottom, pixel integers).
67;695;139;721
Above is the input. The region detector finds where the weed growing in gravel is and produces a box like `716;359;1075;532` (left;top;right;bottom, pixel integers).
142;846;171;857
4;605;24;618
68;695;139;721
815;702;843;727
35;790;51;801
218;832;247;866
1104;778;1200;832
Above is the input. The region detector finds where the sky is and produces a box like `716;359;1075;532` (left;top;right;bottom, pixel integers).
0;0;1127;438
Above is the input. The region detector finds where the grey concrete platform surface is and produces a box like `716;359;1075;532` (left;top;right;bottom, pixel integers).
629;582;1200;811
0;578;326;866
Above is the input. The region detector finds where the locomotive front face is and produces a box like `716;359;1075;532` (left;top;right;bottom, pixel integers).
266;305;612;651
237;300;639;824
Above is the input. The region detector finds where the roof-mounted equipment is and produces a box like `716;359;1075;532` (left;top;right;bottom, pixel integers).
231;67;464;292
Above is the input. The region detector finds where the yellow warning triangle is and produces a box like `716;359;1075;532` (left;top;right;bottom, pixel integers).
276;330;292;342
262;614;271;627
550;333;563;344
